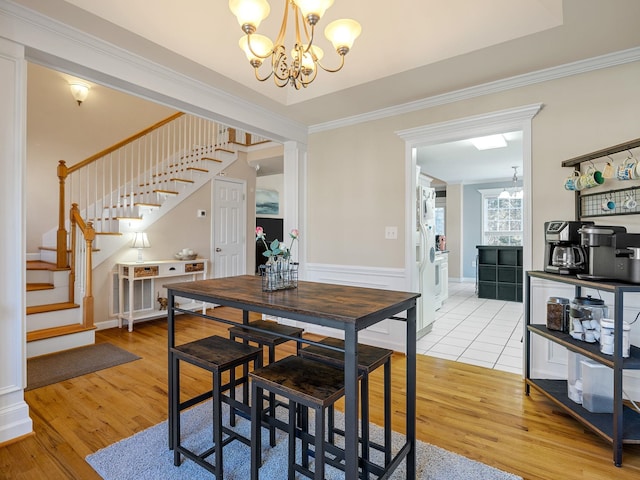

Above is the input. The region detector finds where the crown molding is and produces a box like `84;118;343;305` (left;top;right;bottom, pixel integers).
310;46;640;134
396;103;542;146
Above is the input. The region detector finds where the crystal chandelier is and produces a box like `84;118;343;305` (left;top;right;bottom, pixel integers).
229;0;361;89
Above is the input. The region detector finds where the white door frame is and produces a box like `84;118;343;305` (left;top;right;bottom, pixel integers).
397;103;542;296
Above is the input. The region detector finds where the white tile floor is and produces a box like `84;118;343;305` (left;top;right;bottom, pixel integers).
418;282;524;374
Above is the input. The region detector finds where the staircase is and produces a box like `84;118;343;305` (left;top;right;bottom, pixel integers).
26;113;265;357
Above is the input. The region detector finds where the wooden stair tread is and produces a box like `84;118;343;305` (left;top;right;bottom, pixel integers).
26;261;69;272
27;323;96;343
38;246;70;253
27;283;54;292
201;157;223;163
215;147;234;154
27;302;80;315
187;167;208;172
133;202;161;207
169;178;194;183
152;189;179;195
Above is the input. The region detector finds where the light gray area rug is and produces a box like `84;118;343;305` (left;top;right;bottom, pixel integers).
87;399;522;480
27;342;141;391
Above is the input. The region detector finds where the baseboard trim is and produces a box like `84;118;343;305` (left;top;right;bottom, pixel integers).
0;397;33;444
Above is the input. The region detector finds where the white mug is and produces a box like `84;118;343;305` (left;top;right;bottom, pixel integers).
624;193;637;209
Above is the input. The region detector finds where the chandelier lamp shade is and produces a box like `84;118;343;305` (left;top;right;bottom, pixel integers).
229;0;361;89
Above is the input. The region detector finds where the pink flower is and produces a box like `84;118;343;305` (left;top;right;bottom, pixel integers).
290;228;299;239
256;226;264;239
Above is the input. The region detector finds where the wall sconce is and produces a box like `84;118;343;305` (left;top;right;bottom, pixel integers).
131;232;151;263
69;82;90;106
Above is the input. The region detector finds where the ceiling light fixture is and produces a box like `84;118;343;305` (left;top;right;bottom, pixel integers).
69;82;90;106
470;134;507;150
500;166;523;199
229;0;361;90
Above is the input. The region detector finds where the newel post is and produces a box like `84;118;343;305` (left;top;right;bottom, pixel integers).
57;160;69;268
83;221;96;329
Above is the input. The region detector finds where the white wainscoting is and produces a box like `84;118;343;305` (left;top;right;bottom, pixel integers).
272;263;411;353
530;276;640;401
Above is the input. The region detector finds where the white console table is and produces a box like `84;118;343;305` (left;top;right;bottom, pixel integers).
117;259;208;332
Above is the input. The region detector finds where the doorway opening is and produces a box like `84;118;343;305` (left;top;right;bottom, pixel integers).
397;103;542;373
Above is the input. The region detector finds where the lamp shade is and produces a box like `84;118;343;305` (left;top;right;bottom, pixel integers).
324;18;361;52
229;0;270;29
131;232;151;249
294;0;334;20
239;34;274;63
69;82;90;105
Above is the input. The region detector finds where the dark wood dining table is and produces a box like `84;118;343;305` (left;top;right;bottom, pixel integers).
166;275;420;479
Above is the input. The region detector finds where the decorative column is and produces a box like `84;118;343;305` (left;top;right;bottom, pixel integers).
0;37;32;443
282;140;306;272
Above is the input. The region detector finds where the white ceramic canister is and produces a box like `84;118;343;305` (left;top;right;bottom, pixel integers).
599;318;631;357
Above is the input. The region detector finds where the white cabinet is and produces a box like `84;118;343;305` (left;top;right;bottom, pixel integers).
434;252;449;309
117;259;208;331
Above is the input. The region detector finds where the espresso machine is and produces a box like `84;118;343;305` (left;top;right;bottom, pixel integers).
544;221;593;275
577;224;640;282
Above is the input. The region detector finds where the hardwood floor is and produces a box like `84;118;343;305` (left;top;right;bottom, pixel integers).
2;307;640;479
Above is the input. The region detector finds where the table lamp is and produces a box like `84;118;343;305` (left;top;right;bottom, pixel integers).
131;232;151;263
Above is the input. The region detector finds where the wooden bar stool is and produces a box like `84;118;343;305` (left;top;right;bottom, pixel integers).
170;335;262;479
229;319;304;445
249;355;348;480
300;337;393;477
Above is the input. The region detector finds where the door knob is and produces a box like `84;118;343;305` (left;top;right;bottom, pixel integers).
215;248;222;252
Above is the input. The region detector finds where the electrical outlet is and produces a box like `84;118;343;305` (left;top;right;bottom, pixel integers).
197;209;206;218
385;226;398;240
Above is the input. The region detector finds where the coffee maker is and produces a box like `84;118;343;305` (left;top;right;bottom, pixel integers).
578;224;640;282
544;221;593;275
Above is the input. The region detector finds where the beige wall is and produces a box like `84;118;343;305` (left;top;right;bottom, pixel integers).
308;122;406;267
307;60;640;271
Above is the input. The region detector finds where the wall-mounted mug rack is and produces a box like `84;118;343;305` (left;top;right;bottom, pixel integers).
579;185;640;218
562;137;640;220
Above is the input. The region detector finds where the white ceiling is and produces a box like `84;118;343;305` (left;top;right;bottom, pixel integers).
417;132;523;185
61;0;565;107
17;0;640;182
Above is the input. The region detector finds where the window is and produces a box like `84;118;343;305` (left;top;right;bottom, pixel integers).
479;189;523;246
435;193;446;236
435;207;445;236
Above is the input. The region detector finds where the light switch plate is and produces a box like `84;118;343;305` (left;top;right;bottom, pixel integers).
385;226;398;239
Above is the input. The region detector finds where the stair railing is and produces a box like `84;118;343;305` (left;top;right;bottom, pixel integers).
54;113;266;331
69;203;95;330
54;112;245;268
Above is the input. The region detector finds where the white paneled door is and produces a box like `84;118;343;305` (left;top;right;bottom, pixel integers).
213;178;246;278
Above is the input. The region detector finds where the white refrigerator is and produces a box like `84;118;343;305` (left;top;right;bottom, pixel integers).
416;178;437;338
